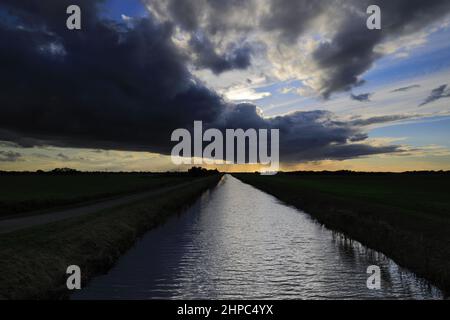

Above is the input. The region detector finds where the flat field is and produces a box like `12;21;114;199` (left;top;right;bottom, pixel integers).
0;173;192;217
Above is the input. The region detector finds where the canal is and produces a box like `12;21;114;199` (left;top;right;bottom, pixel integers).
73;175;442;299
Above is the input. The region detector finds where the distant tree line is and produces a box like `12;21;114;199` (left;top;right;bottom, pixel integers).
187;167;220;177
0;167;222;176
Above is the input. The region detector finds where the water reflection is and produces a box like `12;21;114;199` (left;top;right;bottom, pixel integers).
73;175;442;300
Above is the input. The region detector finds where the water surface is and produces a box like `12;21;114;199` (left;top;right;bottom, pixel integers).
73;175;442;299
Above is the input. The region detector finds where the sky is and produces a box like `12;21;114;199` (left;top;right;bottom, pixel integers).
0;0;450;172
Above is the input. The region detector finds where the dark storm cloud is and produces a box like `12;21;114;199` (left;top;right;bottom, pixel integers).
419;84;450;106
147;0;258;75
284;143;401;162
165;0;201;31
215;107;403;162
0;151;22;162
0;0;403;163
0;0;222;154
391;84;421;93
268;110;377;162
311;0;450;98
266;110;403;162
189;34;253;74
261;0;326;42
313;15;381;98
350;93;372;102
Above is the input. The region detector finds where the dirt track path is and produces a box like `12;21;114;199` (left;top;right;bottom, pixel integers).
0;182;192;235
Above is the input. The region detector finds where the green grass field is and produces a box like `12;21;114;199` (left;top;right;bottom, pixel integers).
271;173;450;218
234;172;450;294
0;173;193;217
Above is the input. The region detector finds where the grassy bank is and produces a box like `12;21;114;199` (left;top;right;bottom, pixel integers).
0;173;194;217
234;172;450;294
0;174;222;299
